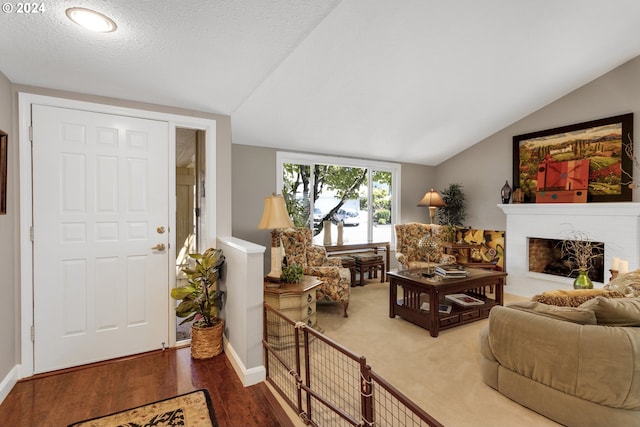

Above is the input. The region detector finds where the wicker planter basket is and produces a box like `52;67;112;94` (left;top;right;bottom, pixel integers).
190;320;224;359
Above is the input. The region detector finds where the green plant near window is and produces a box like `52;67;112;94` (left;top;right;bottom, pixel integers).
437;183;467;227
171;248;225;328
281;263;304;283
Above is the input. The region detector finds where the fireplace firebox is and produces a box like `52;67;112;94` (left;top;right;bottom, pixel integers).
528;237;604;283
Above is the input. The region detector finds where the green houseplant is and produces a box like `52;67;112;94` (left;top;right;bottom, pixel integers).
171;248;225;358
436;183;467;242
436;183;467;227
281;263;304;284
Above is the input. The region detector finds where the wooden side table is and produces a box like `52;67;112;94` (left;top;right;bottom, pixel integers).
264;276;322;348
336;256;356;285
351;253;385;286
324;241;391;275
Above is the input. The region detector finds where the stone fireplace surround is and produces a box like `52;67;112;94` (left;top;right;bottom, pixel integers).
499;203;640;298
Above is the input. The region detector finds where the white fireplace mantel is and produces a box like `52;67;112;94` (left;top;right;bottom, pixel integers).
499;202;640;217
499;202;640;297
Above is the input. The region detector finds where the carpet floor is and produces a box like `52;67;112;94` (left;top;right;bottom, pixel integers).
313;280;561;427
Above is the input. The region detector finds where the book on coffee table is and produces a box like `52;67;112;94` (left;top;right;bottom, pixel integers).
445;293;484;307
435;265;469;277
420;302;453;314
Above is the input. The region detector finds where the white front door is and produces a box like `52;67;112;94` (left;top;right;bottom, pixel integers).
32;104;170;373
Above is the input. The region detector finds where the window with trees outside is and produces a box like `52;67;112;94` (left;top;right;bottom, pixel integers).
277;152;400;246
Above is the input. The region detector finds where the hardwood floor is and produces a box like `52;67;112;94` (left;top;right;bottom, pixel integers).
0;347;294;427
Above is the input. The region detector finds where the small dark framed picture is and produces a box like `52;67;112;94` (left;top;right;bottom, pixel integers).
0;130;6;214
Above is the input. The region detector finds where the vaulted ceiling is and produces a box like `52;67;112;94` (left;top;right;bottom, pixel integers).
2;1;640;165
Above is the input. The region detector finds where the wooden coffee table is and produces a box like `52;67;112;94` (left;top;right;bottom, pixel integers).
388;267;506;337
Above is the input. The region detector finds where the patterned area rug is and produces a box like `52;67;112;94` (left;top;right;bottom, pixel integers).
67;389;218;427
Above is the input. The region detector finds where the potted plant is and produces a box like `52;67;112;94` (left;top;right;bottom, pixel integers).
171;248;226;359
281;263;304;284
437;183;467;227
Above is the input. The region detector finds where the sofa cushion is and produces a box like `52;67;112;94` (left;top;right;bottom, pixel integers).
531;289;625;307
604;269;640;297
508;301;597;324
579;296;640;326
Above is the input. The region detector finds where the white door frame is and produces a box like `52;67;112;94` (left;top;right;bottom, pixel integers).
18;93;217;379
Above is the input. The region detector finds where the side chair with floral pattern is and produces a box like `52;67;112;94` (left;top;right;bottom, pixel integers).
280;227;350;317
394;222;457;270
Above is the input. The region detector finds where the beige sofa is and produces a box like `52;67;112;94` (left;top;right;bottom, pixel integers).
479;297;640;427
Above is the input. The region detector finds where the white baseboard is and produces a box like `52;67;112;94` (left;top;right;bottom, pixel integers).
223;337;266;387
0;365;19;406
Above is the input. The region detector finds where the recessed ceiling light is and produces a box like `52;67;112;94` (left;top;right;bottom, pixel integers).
66;7;117;33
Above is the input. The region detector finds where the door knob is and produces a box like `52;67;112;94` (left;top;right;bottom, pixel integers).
156;226;166;234
151;243;166;251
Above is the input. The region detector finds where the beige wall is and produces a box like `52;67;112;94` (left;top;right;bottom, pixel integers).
231;145;277;253
0;71;15;382
399;162;437;224
436;55;640;230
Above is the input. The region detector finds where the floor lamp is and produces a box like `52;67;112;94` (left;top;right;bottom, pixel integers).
258;194;294;282
417;188;446;224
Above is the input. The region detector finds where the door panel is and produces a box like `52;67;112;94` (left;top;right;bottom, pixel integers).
32;105;170;373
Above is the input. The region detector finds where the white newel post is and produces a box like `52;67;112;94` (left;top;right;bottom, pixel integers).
217;236;266;386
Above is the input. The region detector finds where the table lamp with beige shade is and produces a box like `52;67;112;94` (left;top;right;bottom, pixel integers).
417;188;446;224
258;194;294;282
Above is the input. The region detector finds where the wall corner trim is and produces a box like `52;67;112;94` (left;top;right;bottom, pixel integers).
224;337;266;387
0;365;19;406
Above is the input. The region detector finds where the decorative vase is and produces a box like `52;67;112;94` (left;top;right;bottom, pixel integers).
501;180;512;204
512;188;523;203
337;221;344;245
573;269;593;289
323;220;332;245
190;320;224;359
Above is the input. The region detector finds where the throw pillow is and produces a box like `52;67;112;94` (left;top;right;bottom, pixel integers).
604;269;640;297
507;301;597;325
531;289;626;307
579;296;640;326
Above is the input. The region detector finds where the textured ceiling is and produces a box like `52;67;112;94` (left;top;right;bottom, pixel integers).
2;0;640;165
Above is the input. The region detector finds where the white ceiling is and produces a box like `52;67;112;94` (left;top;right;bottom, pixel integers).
2;0;640;166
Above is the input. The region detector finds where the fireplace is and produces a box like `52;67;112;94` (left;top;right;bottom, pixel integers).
528;237;604;283
499;203;640;297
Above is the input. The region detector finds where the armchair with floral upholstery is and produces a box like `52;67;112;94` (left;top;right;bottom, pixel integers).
280;227;350;317
394;222;457;270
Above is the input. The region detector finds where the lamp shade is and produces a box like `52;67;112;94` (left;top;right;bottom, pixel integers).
258;194;294;229
417;188;446;207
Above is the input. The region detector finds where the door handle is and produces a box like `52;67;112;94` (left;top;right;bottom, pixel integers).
151;243;166;251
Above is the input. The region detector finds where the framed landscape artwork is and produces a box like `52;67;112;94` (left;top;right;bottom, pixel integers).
0;130;6;214
513;113;634;203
